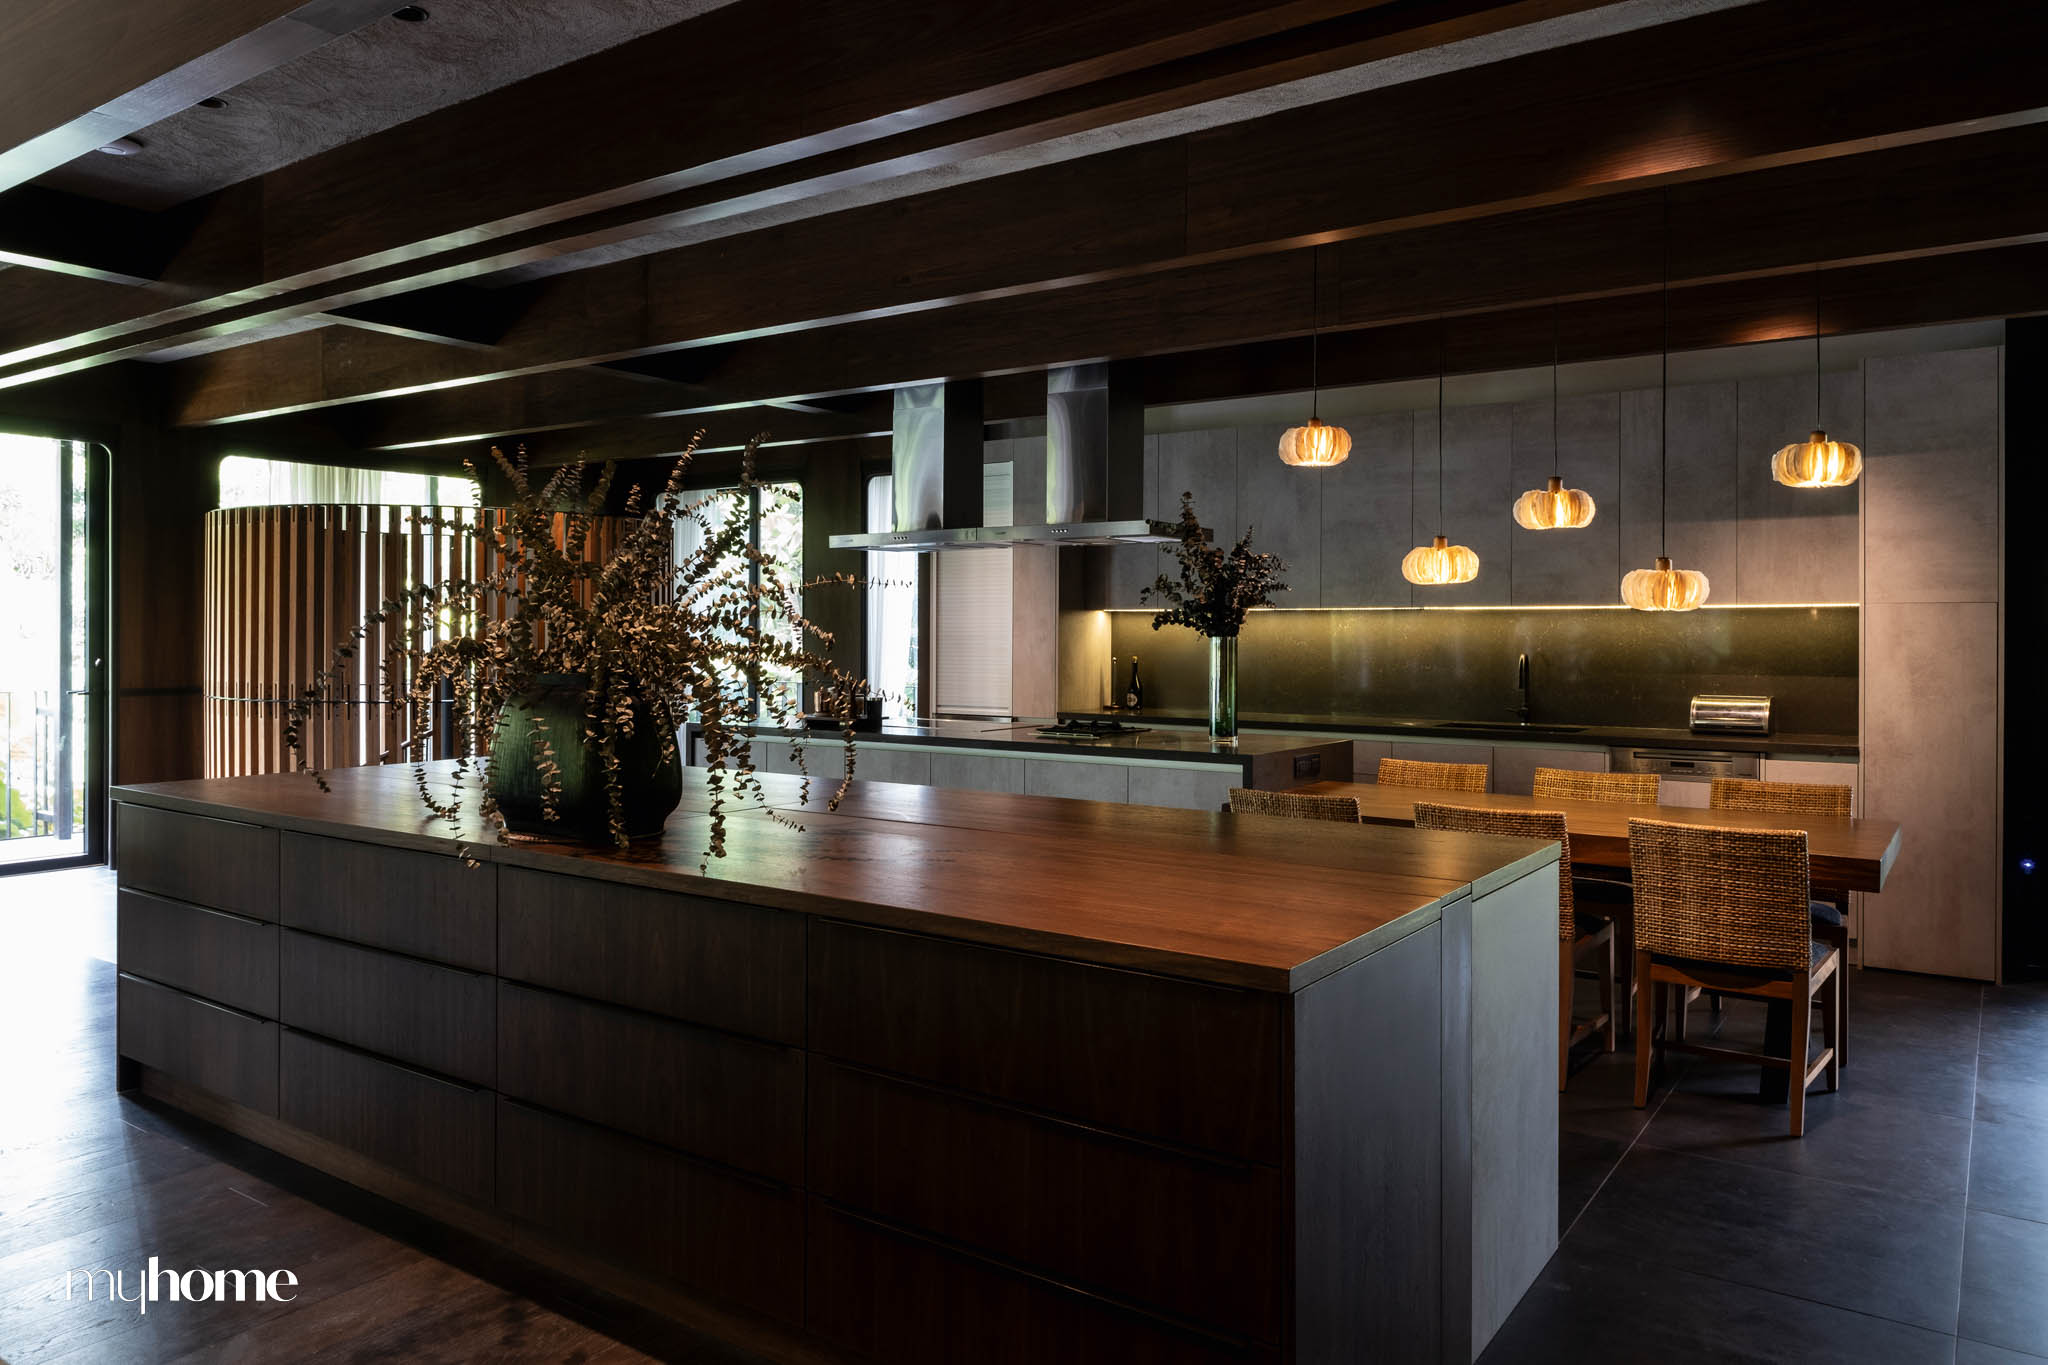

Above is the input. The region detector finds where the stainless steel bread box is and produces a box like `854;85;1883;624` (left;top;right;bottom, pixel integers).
1689;694;1772;735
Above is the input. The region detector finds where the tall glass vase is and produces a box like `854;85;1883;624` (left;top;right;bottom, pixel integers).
1208;634;1239;742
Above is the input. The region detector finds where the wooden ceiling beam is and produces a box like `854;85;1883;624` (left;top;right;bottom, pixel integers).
0;0;396;192
163;118;2048;433
0;0;1426;376
314;239;2045;455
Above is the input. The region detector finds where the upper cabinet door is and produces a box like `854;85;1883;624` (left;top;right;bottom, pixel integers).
1321;411;1414;608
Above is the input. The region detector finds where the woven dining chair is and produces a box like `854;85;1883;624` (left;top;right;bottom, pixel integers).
1378;756;1488;793
1627;817;1842;1137
1228;788;1362;822
1414;801;1614;1090
1532;767;1661;806
1711;777;1856;1066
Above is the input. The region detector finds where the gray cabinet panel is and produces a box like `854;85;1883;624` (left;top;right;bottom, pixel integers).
1736;371;1859;606
1509;393;1620;606
1127;765;1242;813
1023;759;1131;803
1321;412;1414;607
848;744;933;787
1616;386;1663;598
1864;348;2002;605
1489;745;1606;797
1236;424;1320;606
1157;428;1236;536
928;752;1027;795
1351;739;1392;778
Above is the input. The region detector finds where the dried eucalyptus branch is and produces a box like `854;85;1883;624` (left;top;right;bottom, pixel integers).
1140;491;1288;638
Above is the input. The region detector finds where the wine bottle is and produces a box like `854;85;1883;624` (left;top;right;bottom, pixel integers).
1125;656;1143;713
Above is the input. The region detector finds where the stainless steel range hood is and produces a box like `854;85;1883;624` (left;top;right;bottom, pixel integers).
829;363;1180;552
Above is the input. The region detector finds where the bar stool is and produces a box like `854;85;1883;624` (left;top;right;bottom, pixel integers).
1414;801;1614;1090
1711;777;1855;1064
1627;817;1842;1137
1228;789;1361;822
1378;757;1488;793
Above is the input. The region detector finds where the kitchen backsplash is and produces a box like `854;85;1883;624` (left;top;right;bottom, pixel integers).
1078;605;1857;736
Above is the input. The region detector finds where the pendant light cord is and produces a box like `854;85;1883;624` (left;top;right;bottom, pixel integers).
1551;303;1561;479
1310;249;1321;422
1813;262;1823;427
1659;190;1670;560
1437;318;1447;534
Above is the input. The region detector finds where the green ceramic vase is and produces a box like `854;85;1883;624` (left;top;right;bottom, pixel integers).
489;674;683;841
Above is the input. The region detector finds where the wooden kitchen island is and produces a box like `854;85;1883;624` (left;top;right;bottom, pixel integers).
110;762;1561;1364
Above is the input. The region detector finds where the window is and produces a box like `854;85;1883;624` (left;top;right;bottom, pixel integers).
217;455;477;508
675;481;804;719
865;475;919;722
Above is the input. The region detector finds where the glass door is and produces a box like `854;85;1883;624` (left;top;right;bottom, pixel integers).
0;435;101;872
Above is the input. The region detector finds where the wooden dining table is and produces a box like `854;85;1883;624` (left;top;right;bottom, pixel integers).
1291;780;1904;1102
1289;781;1901;893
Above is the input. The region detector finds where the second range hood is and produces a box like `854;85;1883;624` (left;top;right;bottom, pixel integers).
829;363;1181;552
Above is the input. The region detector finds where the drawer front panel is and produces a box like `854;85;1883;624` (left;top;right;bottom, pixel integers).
280;931;494;1086
497;982;800;1185
498;868;803;1044
280;1030;492;1204
116;804;277;921
810;1061;1281;1342
117;890;277;1018
280;833;494;971
807;1202;1273;1365
496;1098;802;1326
809;922;1282;1162
117;973;278;1116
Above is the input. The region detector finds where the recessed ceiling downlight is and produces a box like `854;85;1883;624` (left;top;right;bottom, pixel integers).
392;5;429;19
96;137;145;156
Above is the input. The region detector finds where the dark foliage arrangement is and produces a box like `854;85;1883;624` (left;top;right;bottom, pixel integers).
285;438;864;860
1140;492;1289;637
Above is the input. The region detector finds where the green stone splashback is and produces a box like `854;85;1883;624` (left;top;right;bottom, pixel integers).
1088;606;1857;736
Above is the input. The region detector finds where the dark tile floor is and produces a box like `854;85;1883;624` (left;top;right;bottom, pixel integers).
5;867;2045;1362
1481;969;2048;1364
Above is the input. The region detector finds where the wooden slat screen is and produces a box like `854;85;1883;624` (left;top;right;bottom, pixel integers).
203;505;629;778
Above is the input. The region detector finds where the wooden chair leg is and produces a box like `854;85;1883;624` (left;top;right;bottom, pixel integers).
1559;940;1573;1093
1632;951;1656;1109
1825;968;1842;1093
1601;929;1617;1053
1673;983;1689;1044
1789;971;1813;1137
1838;949;1851;1068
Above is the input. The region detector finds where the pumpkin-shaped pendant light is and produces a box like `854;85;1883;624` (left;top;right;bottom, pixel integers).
1512;307;1596;529
1624;191;1707;612
1278;250;1352;467
1403;329;1479;586
1771;268;1862;488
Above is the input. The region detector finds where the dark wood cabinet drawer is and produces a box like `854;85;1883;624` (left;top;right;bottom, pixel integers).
117;890;277;1018
809;1061;1280;1343
280;833;494;971
496;982;800;1184
807;1201;1274;1365
498;868;803;1044
280;931;494;1086
496;1098;802;1326
809;922;1282;1162
116;804;277;921
117;973;278;1116
280;1030;492;1204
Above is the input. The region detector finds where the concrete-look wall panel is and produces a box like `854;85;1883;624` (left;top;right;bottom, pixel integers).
1509;393;1620;606
1236;424;1322;608
1860;601;2000;979
1322;411;1415;608
1863;349;2002;606
1736;370;1861;605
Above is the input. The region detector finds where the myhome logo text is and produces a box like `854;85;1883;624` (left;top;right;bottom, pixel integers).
65;1258;298;1315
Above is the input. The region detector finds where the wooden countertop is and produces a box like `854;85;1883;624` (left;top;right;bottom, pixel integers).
1293;780;1900;893
113;763;1557;993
